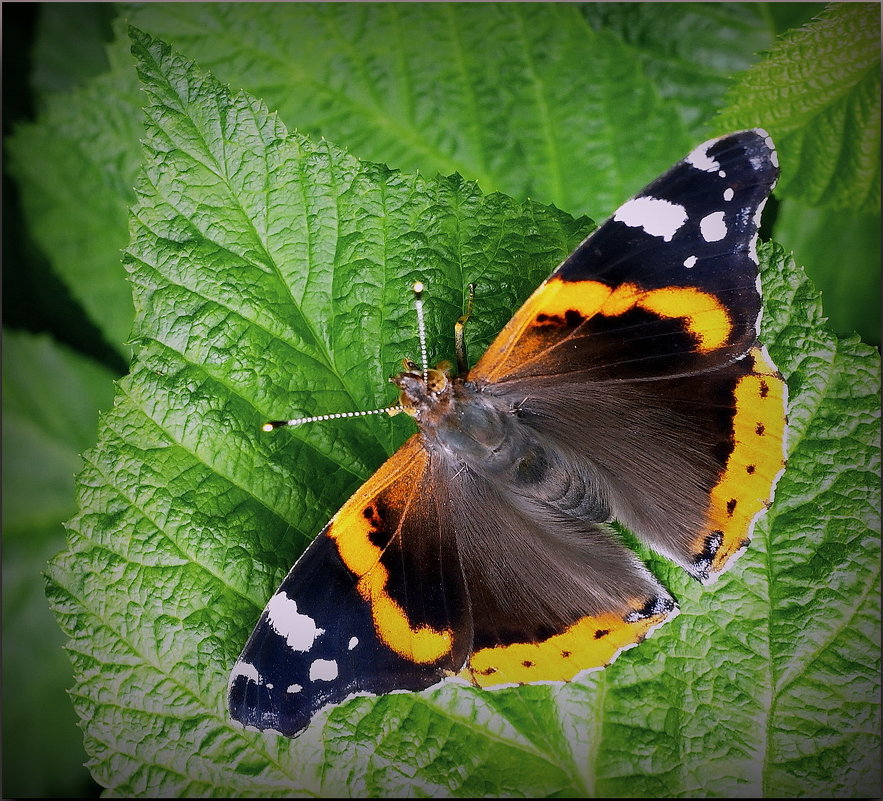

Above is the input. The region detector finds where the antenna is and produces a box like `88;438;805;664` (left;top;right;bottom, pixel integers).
261;281;432;431
262;406;401;431
412;281;429;385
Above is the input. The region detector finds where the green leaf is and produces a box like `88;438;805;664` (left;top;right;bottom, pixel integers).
11;3;876;358
46;30;880;797
3;330;115;798
10;2;742;354
771;198;880;344
123;1;698;217
750;243;880;796
581;2;776;129
30;3;115;102
5;37;144;354
716;3;881;211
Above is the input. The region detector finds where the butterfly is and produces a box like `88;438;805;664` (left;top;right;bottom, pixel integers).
228;129;788;738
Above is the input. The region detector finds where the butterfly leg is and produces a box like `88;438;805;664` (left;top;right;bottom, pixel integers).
455;283;476;375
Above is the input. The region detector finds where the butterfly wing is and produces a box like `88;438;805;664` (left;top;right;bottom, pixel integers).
473;129;778;384
230;424;681;733
470;129;786;582
229;435;472;736
431;454;677;686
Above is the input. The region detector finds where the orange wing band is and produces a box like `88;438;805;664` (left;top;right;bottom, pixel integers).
327;436;454;663
472;276;732;382
699;346;788;577
459;604;674;687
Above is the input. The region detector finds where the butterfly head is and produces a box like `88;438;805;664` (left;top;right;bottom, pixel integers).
392;358;453;420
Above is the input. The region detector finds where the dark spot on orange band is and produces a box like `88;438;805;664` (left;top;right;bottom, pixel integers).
522;660;534;668
535;309;585;329
759;380;769;398
561;650;572;658
594;629;609;639
564;309;584;327
746;464;756;474
726;498;737;516
755;423;765;435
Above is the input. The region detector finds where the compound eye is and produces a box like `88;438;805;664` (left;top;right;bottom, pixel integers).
425;369;449;394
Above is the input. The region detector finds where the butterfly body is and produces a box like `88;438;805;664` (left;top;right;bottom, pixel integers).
396;364;610;523
229;129;787;737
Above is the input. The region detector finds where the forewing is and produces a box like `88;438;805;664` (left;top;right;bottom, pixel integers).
472;130;779;385
469;129;785;583
229;435;471;736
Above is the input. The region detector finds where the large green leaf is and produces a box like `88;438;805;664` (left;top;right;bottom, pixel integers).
45;30;880;797
123;1;706;215
716;2;881;211
3;331;115;798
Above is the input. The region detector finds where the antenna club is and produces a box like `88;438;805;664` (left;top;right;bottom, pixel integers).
412;281;425;295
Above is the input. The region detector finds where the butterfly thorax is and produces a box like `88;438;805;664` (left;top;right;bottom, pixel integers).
394;362;609;522
394;363;512;461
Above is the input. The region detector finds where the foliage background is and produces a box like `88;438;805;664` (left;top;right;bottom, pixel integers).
2;3;879;798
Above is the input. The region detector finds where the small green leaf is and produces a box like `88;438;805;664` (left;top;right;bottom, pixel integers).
771;198;880;344
716;3;881;211
3;330;115;798
45;30;880;797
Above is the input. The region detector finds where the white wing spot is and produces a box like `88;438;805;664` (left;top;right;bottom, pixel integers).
310;659;339;682
686;141;720;172
684;255;698;269
718;170;727;178
758;130;779;167
700;212;727;242
286;683;303;694
614;196;687;242
266;592;325;651
723;187;735;202
230;661;262;686
348;637;359;650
